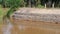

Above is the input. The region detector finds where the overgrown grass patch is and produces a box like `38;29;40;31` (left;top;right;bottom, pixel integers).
0;7;9;24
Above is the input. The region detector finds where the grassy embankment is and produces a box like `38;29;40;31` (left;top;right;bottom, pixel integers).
0;5;9;34
0;5;9;25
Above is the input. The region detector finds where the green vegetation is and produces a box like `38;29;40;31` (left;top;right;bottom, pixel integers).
0;6;9;24
0;0;60;24
37;5;44;8
0;0;60;8
0;0;21;24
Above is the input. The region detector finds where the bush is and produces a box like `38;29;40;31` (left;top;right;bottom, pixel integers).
5;0;21;7
37;5;44;8
0;0;24;8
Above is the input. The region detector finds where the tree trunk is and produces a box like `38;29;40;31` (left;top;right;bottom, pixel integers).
52;2;55;8
46;0;52;8
29;0;31;7
45;3;46;8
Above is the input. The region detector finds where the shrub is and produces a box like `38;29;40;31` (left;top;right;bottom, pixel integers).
37;5;44;8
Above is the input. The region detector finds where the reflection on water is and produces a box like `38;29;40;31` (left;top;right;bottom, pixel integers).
3;23;13;34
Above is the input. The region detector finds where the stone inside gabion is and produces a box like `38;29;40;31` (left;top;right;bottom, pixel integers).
11;8;60;24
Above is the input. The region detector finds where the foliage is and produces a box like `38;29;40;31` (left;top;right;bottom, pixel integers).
0;0;60;8
2;0;24;19
0;0;2;4
0;0;24;7
6;6;18;19
37;5;44;8
5;0;22;7
0;6;9;24
2;0;23;19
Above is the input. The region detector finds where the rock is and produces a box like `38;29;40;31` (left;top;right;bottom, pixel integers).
11;8;60;24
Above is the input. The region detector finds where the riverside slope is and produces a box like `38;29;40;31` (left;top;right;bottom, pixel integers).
12;8;60;23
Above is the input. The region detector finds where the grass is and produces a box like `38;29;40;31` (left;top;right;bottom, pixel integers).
0;6;9;25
